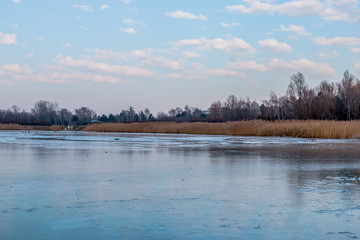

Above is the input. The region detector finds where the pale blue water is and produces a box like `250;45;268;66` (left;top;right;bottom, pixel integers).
1;131;360;239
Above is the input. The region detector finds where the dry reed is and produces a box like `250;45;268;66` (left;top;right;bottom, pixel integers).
0;124;62;131
0;123;25;130
83;120;360;139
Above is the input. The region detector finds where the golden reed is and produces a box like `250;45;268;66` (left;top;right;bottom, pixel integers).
2;120;360;139
0;124;61;131
0;123;25;130
83;120;360;139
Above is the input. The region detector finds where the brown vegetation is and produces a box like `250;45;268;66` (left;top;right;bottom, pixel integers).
0;123;62;131
3;120;360;139
0;123;25;130
83;120;360;139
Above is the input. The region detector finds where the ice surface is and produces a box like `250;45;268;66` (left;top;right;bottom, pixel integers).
1;131;360;239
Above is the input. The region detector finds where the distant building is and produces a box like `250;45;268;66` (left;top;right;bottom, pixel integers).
89;120;103;124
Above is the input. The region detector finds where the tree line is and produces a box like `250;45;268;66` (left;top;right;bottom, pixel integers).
0;103;155;126
0;70;359;126
207;70;360;121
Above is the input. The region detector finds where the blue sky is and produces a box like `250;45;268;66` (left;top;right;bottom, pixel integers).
1;0;360;114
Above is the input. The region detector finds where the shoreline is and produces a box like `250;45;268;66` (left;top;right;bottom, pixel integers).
2;120;360;139
83;120;360;139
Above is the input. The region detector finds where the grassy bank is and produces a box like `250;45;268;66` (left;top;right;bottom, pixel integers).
83;120;360;139
0;124;62;131
3;121;360;139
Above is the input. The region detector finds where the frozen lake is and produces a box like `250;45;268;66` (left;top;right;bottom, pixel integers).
1;131;360;239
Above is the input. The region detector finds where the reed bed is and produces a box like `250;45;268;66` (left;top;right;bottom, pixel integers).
83;120;360;139
0;123;25;130
0;124;61;131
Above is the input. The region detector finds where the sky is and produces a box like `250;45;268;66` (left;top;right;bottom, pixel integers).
1;0;360;115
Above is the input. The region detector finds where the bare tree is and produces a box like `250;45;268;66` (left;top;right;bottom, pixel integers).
314;80;336;119
336;70;359;120
59;108;73;125
74;107;96;125
209;101;222;120
32;100;59;125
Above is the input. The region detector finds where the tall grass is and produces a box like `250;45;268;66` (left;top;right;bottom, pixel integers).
0;124;62;131
0;123;25;130
83;120;360;139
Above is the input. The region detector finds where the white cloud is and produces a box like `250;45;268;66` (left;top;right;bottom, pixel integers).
48;72;124;84
279;24;312;36
165;10;207;20
317;52;331;58
206;68;245;78
174;37;255;53
275;0;325;16
122;0;132;4
0;62;136;85
0;80;14;86
0;64;34;84
72;5;93;12
25;53;34;58
122;18;146;26
142;56;183;70
201;37;255;53
100;4;109;10
331;51;341;57
225;0;360;22
317;51;340;58
63;43;71;48
225;0;273;14
268;58;336;78
0;32;17;45
35;37;45;42
175;39;203;47
4;23;19;29
355;63;360;69
183;51;201;58
227;60;268;72
314;36;360;46
218;57;336;79
258;39;292;53
165;72;207;81
120;27;136;34
126;7;138;12
85;48;128;61
221;22;242;28
59;56;157;78
351;48;360;54
2;64;33;77
85;48;183;71
12;0;20;3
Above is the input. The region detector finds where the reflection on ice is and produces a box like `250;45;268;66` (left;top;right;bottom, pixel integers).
0;131;360;239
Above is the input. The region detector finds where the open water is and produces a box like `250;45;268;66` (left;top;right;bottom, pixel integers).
1;131;360;239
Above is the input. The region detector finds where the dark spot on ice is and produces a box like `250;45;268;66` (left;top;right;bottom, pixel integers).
328;232;358;239
67;205;83;209
254;224;261;229
27;207;37;212
219;224;230;228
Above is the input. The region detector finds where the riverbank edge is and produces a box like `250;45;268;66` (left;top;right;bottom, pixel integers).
2;120;360;139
